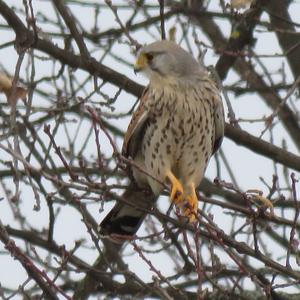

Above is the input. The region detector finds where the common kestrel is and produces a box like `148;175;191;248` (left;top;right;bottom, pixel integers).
100;40;224;242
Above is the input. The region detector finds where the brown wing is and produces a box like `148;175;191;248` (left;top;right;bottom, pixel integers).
122;87;150;158
212;94;225;154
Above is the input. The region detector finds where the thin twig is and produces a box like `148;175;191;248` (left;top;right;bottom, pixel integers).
158;0;166;40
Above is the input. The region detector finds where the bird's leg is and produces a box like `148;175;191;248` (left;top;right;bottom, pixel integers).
166;171;184;204
184;182;198;222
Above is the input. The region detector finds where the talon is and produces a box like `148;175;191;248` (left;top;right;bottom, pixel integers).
247;189;274;215
173;189;183;203
184;196;198;222
166;171;184;204
252;194;274;216
184;183;198;223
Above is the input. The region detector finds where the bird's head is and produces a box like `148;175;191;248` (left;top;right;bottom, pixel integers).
134;40;205;83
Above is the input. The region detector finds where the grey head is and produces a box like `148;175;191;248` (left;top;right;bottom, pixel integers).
134;40;206;81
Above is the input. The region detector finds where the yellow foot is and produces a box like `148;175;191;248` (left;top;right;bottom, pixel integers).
254;195;273;208
166;171;184;204
184;183;198;222
249;191;274;216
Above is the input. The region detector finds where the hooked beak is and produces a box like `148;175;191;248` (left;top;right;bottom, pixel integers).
133;66;140;75
133;53;147;75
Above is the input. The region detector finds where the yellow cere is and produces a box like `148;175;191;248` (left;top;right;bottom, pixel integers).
134;53;148;70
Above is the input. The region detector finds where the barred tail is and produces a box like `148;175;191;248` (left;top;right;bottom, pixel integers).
99;187;156;243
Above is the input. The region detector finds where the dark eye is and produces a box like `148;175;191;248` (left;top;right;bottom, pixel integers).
145;52;154;62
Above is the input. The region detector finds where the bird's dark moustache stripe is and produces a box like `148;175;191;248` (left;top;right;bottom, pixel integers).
150;66;165;76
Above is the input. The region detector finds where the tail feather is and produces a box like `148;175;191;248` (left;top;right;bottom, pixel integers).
99;187;156;242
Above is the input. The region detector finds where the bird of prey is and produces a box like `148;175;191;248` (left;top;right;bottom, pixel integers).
100;40;224;242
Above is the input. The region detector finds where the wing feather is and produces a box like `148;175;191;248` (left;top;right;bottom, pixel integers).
212;95;225;154
122;87;150;158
